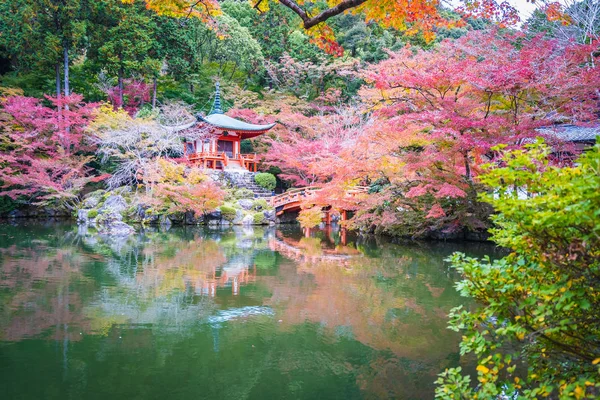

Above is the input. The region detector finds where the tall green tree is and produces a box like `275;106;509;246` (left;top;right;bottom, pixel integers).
0;0;87;98
86;0;162;105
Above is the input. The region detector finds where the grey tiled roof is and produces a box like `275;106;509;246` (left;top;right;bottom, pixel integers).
200;113;276;132
537;124;599;142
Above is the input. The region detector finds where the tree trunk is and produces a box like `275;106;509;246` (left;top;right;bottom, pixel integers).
463;151;472;182
152;76;158;110
118;67;124;107
55;63;62;99
229;62;238;81
63;46;70;98
56;63;63;132
63;47;70;134
152;77;157;109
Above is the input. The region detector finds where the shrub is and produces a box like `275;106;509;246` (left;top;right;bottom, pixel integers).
254;173;276;191
253;212;265;224
87;209;99;219
436;141;600;398
235;188;255;199
220;205;237;221
252;199;269;210
298;207;322;228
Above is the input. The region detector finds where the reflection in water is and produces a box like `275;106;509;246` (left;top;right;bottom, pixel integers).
0;222;500;399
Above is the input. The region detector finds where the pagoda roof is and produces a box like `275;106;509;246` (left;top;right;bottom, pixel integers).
198;82;276;139
199;113;276;134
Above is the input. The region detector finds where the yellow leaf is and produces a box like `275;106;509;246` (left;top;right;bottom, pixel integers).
476;365;490;374
593;358;600;365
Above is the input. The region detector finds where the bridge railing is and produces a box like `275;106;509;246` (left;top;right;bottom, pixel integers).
269;186;321;208
269;186;369;209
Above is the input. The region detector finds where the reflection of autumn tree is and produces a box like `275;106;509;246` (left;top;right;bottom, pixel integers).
0;243;94;342
0;223;494;399
0;224;276;341
263;235;494;397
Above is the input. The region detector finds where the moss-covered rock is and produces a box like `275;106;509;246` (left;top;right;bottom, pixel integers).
87;209;99;219
252;199;269;211
234;188;255;199
253;212;265;225
220;205;237;221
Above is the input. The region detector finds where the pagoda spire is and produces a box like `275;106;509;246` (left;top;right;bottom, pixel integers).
210;82;224;115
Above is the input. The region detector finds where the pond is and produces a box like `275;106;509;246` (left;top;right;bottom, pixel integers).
0;222;500;400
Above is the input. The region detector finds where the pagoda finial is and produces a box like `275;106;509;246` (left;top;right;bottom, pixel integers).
211;81;223;115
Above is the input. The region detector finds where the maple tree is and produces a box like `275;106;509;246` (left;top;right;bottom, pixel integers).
88;103;210;189
262;105;369;186
0;94;100;208
142;158;225;215
349;30;599;237
259;29;600;237
106;79;153;114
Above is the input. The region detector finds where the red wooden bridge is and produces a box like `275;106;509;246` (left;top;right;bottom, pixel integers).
268;186;368;223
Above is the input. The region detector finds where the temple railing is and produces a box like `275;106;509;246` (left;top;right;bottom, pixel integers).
188;151;229;169
187;152;260;171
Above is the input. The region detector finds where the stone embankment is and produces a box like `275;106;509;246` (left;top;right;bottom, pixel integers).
75;171;279;235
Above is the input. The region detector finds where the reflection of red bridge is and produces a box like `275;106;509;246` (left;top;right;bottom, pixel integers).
269;186;368;222
269;231;362;263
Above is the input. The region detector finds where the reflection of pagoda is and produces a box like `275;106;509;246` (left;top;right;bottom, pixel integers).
201;258;257;297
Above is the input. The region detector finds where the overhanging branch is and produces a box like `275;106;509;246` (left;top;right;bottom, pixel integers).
278;0;368;29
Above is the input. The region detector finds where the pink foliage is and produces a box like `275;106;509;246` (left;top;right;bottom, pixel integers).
0;94;99;205
426;204;446;219
107;80;152;115
262;30;600;235
435;183;467;199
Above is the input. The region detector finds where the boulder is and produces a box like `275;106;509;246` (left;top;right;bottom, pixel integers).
159;215;172;228
102;195;128;213
8;209;25;218
206;210;222;221
232;210;245;225
98;220;135;236
184;211;203;225
263;209;276;222
96;211;135;236
144;214;159;225
242;214;254;226
167;212;184;225
237;199;254;210
83;196;100;209
77;209;90;224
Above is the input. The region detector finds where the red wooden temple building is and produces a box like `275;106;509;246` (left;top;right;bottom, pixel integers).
184;83;276;171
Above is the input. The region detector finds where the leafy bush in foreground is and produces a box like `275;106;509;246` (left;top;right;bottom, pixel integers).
436;141;600;399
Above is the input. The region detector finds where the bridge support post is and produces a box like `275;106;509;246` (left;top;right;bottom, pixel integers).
341;210;347;221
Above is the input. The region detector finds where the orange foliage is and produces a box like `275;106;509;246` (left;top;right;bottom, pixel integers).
136;0;520;54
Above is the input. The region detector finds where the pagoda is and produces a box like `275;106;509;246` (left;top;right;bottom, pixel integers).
184;83;276;171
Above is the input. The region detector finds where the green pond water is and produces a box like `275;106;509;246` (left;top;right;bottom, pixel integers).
0;222;500;400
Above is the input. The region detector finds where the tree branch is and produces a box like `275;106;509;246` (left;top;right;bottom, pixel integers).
279;0;368;29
